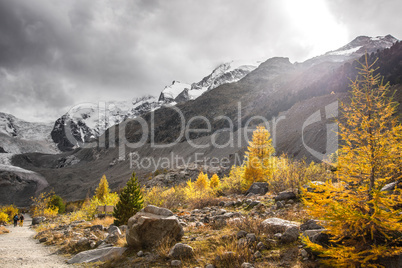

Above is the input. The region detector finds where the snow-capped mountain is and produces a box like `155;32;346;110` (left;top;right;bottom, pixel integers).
158;81;191;103
0;112;58;154
158;59;263;104
51;35;399;151
53;59;263;151
51;95;161;151
304;34;398;66
191;59;263;91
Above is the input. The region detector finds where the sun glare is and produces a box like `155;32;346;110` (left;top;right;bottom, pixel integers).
283;0;348;61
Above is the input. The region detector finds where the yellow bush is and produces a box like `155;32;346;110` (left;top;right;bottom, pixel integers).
0;212;9;224
209;174;220;189
143;186;185;209
220;165;247;194
82;192;119;220
43;207;59;218
0;205;19;223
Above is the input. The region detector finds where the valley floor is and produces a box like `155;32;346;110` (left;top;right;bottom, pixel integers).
0;214;73;268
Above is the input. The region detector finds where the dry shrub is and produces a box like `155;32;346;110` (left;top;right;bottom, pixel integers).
156;236;177;259
187;196;227;210
91;216;114;227
213;237;253;268
0;226;10;234
228;216;265;237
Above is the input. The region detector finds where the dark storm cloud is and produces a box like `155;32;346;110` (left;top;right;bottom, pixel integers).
0;0;400;122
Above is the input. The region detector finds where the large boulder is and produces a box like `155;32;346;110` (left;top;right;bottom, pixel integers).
126;205;184;248
261;217;300;233
67;247;127;264
246;182;269;195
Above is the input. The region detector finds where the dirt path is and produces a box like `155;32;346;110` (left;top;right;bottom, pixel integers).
0;215;71;267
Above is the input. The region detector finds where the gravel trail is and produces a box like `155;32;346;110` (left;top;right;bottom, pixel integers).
0;215;72;268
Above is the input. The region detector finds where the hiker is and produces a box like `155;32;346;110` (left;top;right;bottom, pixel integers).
19;214;24;227
13;214;19;227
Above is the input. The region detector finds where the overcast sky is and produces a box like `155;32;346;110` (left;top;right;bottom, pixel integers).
0;0;401;122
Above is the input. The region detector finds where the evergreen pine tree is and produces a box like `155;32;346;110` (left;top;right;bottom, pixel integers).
113;172;144;226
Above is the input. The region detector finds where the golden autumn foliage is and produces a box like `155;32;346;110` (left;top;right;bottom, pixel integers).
209;174;221;189
303;57;402;267
31;191;59;218
0;205;19;224
95;175;110;202
194;171;209;191
243;125;275;188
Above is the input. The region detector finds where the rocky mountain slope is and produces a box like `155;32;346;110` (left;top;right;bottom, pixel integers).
0;112;58;154
4;35;402;206
52;59;263;151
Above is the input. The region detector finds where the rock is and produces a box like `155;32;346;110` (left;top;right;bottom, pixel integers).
274;233;282;239
246;233;257;243
253;250;262;259
108;226;122;236
241;262;254;268
205;264;215;268
144;204;173;216
300;249;308;258
224;201;235;207
248;201;261;208
381;180;402;192
303;229;324;241
67;247;127;264
275;201;285;209
77;237;90;247
237;230;247;239
274;191;296;202
119;225;128;233
97;242;113;249
126;205;183;248
261;217;300;233
246;182;269;195
168;243;194;259
32;216;46;225
311;232;330;246
91;224;104;231
266;239;277;248
256;242;267;251
238;238;248;248
39;237;47;243
171;260;182;267
137;250;144;257
105;234;119;244
300;220;324;231
280;227;299;244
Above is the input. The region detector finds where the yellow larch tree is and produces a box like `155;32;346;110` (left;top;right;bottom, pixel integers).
95;175;110;203
303;56;402;267
194;171;209;191
209;174;221;189
243;125;275;188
